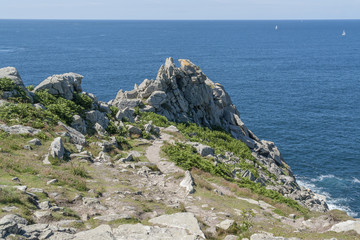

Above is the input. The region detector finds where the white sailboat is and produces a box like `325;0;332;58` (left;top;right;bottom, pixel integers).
342;30;346;36
275;25;278;30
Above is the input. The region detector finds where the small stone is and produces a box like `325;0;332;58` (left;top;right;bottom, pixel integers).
224;235;239;240
47;179;58;185
216;219;235;231
34;210;52;220
28;188;45;193
39;201;51;210
1;206;19;212
289;214;296;219
28;138;42;146
11;177;19;182
23;145;32;150
13;185;27;192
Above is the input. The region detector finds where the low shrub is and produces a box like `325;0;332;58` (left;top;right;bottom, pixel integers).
0;77;31;102
34;90;93;125
162;142;233;181
0;102;59;128
140;111;170;128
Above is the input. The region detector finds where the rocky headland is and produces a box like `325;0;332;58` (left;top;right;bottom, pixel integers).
0;59;359;239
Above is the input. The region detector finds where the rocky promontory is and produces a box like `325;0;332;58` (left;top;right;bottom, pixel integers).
0;60;358;239
110;58;328;212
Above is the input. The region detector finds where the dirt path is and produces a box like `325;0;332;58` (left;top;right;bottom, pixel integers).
145;132;181;175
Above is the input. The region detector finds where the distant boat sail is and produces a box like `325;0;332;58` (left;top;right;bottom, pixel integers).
342;30;346;36
275;25;278;30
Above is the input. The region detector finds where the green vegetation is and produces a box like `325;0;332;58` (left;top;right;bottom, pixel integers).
0;78;17;91
162;142;233;180
34;90;92;125
0;103;59;128
162;139;307;214
0;188;23;205
0;77;31;103
177;122;253;160
138;110;170;128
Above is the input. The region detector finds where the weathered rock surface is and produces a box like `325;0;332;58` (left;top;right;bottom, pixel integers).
329;220;360;234
180;170;195;194
58;122;86;146
149;212;205;239
34;72;83;100
86;110;109;130
190;142;215;157
113;223;201;240
73;224;114;240
49;137;65;160
28;138;42;146
250;232;300;240
216;219;235;231
0;124;41;135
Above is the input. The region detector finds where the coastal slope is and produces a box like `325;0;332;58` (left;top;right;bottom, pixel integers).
0;60;358;239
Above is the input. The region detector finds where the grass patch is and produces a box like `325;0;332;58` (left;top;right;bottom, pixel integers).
162;142;233;181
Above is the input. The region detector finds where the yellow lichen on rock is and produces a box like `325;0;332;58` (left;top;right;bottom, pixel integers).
178;59;191;66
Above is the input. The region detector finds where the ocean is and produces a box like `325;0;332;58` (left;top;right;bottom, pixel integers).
0;20;359;217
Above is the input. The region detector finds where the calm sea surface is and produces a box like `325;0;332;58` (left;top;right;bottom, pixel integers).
1;20;359;217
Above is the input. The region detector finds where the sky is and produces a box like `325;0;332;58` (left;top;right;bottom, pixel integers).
1;0;360;20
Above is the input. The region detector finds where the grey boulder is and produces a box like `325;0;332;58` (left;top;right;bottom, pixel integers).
34;72;83;100
49;137;65;160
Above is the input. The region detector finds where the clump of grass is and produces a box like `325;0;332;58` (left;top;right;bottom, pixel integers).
0;188;22;205
69;164;91;179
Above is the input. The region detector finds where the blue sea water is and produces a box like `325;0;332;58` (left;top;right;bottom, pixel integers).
1;20;359;217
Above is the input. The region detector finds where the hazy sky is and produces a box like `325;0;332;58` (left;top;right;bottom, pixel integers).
2;0;360;20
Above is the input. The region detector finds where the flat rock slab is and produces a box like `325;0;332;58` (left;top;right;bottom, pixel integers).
330;220;360;234
73;224;115;240
149;212;205;239
113;223;200;240
0;124;41;135
250;232;300;240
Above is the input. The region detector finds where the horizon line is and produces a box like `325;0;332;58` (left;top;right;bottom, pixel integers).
1;18;360;21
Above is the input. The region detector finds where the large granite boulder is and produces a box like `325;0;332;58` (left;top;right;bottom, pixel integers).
34;72;83;100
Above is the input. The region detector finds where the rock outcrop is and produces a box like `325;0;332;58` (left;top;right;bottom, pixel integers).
110;58;328;212
0;67;33;102
34;73;83;100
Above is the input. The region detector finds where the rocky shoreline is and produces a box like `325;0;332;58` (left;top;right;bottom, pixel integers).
0;59;359;239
